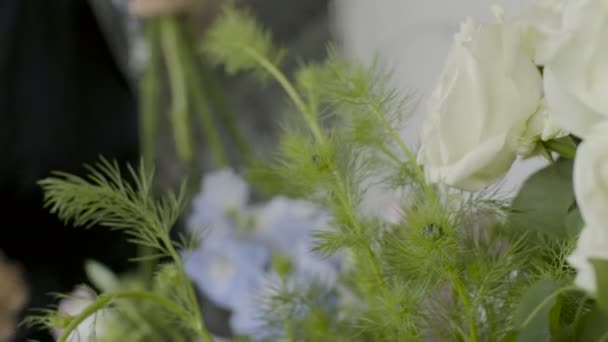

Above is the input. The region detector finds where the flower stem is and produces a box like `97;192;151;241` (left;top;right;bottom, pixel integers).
162;236;213;342
452;276;478;342
176;20;228;168
330;170;384;287
199;59;252;163
140;18;162;168
543;136;577;159
242;47;324;143
246;47;385;289
284;320;296;342
138;18;162;280
368;104;438;201
243;39;386;296
160;16;193;162
368;104;421;177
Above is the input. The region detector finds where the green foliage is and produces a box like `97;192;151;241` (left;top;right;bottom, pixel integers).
565;208;585;239
141;14;242;170
28;159;214;342
54;262;197;342
96;265;197;342
27;4;586;341
257;281;342;342
575;307;608;341
501;264;587;341
510;158;579;241
39;158;184;257
353;281;424;340
203;6;579;341
382;201;458;282
513;279;559;341
542;136;577;160
591;259;608;314
202;3;285;81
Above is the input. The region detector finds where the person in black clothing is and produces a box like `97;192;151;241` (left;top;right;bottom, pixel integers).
0;0;217;338
0;1;138;340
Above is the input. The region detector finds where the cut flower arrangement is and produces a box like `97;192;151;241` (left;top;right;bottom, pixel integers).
26;1;608;341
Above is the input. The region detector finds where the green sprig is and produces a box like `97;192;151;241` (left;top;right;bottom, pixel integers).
36;158;213;342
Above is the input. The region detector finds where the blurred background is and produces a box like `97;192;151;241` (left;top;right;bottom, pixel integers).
0;0;541;340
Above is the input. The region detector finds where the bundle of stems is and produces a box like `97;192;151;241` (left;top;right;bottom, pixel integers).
138;15;250;171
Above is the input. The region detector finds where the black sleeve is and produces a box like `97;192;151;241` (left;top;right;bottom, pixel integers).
0;2;137;340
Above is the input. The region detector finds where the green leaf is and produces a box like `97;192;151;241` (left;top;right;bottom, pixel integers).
510;158;575;240
550;324;575;342
549;294;564;334
502;331;519;342
591;259;608;314
514;279;560;342
575;307;608;341
565;208;584;238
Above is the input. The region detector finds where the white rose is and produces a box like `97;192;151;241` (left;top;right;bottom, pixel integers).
568;120;608;293
538;0;608;138
418;17;543;191
573;121;608;232
516;0;566;61
567;225;608;294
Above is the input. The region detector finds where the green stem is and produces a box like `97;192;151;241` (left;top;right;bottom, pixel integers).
363;245;383;286
368;104;438;201
162;235;213;342
369;104;421;176
160;16;193;162
330;170;384;287
452;276;478;342
238;48;383;292
187;74;227;168
57;295;112;342
240;43;389;288
380;145;401;165
543;136;577;160
441;254;477;342
284;320;295;342
140;19;162;168
57;291;211;342
126;194;212;342
198;58;251;163
138;18;162;281
176;24;227;168
242;36;387;297
242;47;324;143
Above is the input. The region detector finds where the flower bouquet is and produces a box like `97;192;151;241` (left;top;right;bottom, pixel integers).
26;1;608;341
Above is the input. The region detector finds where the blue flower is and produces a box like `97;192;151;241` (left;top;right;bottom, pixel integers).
229;273;281;339
183;171;343;338
251;196;329;255
230;261;340;340
251;196;341;288
184;231;268;310
187;169;250;234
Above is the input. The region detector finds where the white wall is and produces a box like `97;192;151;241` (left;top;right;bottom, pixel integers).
331;0;546;196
